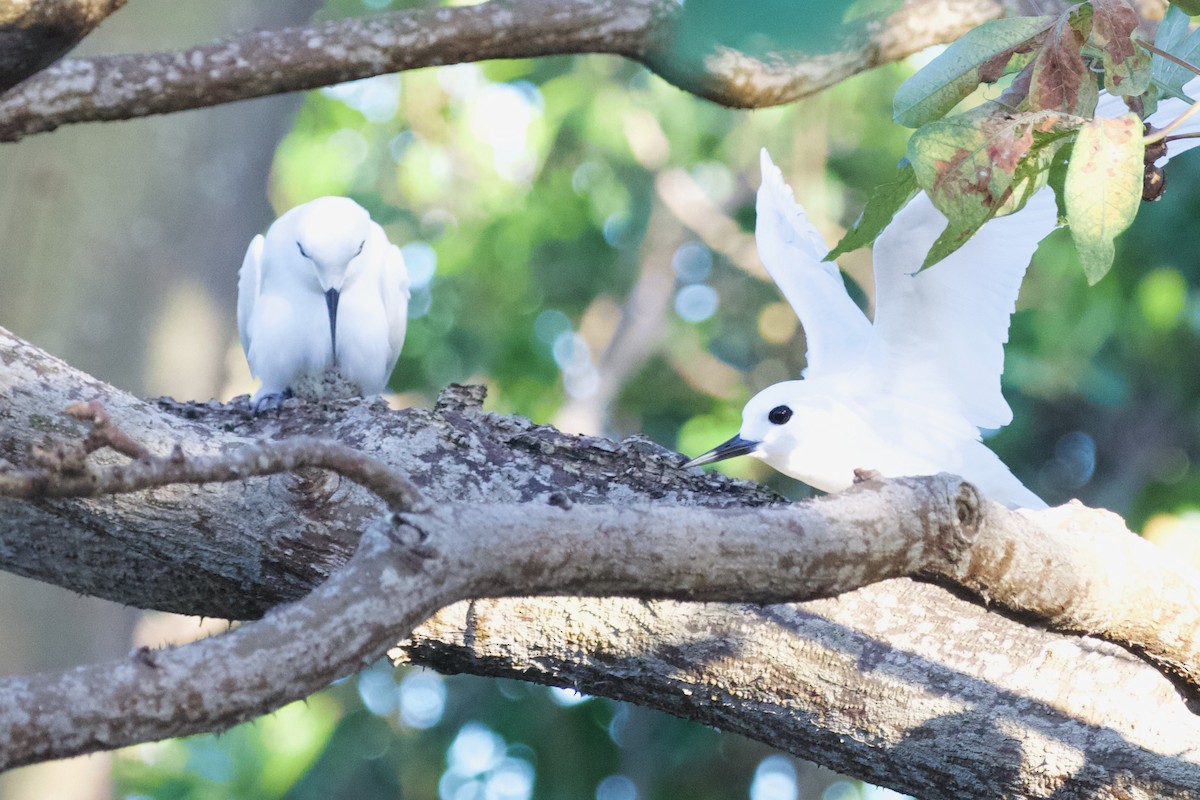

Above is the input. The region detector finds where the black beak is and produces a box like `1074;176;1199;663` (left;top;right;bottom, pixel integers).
683;435;761;468
324;287;340;365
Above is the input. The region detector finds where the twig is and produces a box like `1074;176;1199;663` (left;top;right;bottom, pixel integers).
0;402;427;513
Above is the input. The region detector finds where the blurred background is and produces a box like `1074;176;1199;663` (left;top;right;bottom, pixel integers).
3;0;1200;797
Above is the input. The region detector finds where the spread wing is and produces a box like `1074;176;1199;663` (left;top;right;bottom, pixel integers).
756;148;872;378
870;188;1059;428
237;234;265;359
380;237;410;371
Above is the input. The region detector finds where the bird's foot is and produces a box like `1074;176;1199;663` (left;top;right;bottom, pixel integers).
251;388;294;413
852;468;884;484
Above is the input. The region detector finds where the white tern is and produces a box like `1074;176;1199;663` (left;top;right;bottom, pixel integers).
238;197;410;408
685;149;1055;508
687;77;1200;507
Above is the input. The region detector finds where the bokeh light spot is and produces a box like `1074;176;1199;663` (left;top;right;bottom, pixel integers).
758;301;799;344
403;241;438;289
548;686;591;706
672;241;713;284
399;669;446;729
596;774;638;800
675;284;719;323
1137;267;1187;330
750;755;797;800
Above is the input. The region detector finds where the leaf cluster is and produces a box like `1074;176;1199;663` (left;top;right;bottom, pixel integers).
831;1;1200;284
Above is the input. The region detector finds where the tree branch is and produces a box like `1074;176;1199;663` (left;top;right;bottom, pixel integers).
402;591;1200;800
0;400;427;512
0;0;126;94
6;325;1200;797
0;0;1015;143
0;386;983;768
0;458;978;769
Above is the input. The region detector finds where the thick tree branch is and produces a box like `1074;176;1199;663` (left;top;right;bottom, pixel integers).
5;325;1200;797
0;0;126;94
0;459;976;769
403;588;1200;800
0;0;1017;143
0;390;982;768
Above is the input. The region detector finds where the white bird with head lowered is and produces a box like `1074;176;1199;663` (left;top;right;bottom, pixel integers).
238;197;410;408
685;149;1055;508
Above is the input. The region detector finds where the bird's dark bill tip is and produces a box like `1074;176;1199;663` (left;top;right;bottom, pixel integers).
324;287;340;363
682;434;760;469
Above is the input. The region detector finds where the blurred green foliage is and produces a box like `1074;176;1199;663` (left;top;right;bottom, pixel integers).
115;0;1200;796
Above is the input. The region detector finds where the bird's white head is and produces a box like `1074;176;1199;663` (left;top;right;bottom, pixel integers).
262;196;376;368
685;380;814;470
272;196;373;294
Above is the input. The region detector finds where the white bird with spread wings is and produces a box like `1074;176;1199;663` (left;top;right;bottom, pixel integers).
685;149;1055;508
686;73;1200;508
238;197;410;408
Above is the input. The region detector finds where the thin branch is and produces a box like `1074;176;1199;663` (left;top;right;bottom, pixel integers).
1145;98;1200;144
1163;130;1200;142
1138;38;1200;78
0;0;1012;143
0;402;428;513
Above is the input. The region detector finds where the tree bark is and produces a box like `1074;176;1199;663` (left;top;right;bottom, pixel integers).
3;325;1200;798
0;0;126;94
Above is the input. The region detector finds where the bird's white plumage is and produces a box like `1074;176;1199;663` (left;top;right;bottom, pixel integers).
871;188;1058;429
691;150;1062;508
695;72;1200;509
238;197;410;403
756;150;872;379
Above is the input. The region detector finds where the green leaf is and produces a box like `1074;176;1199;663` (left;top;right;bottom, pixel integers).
1152;4;1200;100
908;107;1072;268
908;110;1036;231
825;162;919;260
1170;0;1200;17
919;152;1051;269
893;15;1057;127
1064;112;1144;283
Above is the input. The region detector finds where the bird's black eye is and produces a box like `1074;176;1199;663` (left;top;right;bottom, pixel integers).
768;405;792;425
297;242;309;259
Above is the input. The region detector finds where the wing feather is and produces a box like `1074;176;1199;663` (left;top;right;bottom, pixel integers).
870;188;1058;428
237;234;265;361
756;149;872;377
379;235;410;372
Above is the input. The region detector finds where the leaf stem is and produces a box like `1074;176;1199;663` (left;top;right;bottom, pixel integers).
1136;38;1200;77
1145;100;1200;144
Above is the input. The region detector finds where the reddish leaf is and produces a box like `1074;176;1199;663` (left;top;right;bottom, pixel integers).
1092;0;1139;65
908;108;1069;266
1029;15;1098;115
1092;0;1151;95
997;59;1036;109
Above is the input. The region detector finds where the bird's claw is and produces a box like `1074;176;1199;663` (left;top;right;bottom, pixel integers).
852;468;884;484
251;388;294;413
